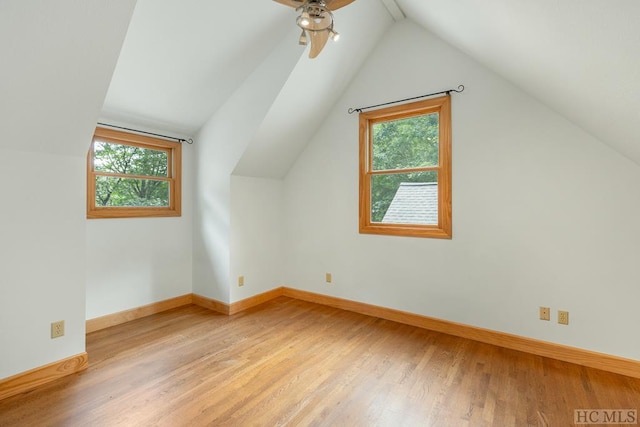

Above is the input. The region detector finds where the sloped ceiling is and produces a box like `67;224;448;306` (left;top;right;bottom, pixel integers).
102;0;640;172
102;0;293;135
398;0;640;164
233;0;394;178
102;0;396;177
1;0;136;156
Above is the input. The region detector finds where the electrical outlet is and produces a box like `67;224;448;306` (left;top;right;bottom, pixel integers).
325;273;332;283
51;321;65;339
558;310;569;325
238;275;244;287
539;307;550;321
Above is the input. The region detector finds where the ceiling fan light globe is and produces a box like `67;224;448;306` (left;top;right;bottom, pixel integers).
298;11;310;27
298;30;308;45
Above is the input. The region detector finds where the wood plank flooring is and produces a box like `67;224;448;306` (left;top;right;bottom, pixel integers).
1;297;639;426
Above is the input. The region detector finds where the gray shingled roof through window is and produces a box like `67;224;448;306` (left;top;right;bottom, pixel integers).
381;182;438;225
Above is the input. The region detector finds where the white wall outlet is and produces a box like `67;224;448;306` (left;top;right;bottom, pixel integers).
539;307;550;321
238;275;244;287
558;310;569;325
51;320;65;338
325;273;332;283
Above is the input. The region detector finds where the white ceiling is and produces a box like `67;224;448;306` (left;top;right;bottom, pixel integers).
102;0;293;135
233;0;394;178
1;0;136;156
102;0;640;172
398;0;640;165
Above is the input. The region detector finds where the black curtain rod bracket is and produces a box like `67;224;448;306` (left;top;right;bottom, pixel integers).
97;122;194;144
348;85;465;114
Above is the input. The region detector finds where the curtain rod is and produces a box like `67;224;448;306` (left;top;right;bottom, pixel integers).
97;122;194;144
348;85;465;114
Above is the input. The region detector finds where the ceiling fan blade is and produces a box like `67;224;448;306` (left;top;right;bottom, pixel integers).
308;30;330;58
324;0;356;11
272;0;304;9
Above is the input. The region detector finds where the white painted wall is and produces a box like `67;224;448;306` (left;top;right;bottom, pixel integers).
0;0;136;379
0;150;86;378
85;145;194;319
230;176;284;301
283;20;640;361
192;29;301;303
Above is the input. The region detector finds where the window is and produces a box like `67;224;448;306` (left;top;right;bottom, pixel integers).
359;95;451;238
87;127;182;219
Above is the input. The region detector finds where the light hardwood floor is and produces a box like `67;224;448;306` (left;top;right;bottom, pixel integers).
1;297;639;426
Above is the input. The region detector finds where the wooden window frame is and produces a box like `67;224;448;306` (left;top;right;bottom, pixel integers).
359;95;452;238
87;127;182;219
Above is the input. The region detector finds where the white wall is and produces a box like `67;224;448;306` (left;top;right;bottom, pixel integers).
0;150;86;378
230;176;284;301
85;145;194;319
193;30;301;303
0;0;136;379
283;20;640;361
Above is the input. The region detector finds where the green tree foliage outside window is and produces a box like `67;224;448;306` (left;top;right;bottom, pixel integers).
94;141;169;207
370;113;439;222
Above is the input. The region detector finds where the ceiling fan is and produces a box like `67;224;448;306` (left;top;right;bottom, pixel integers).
274;0;356;58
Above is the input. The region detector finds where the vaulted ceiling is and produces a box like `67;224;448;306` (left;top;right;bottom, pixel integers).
400;0;640;166
102;0;640;174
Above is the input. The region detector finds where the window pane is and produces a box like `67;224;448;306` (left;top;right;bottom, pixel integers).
95;176;169;207
94;141;168;177
371;171;438;224
372;113;439;171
